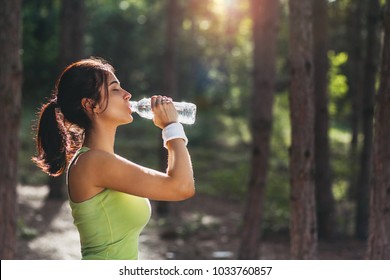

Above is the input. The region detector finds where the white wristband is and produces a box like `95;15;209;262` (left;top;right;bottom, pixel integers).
162;122;188;149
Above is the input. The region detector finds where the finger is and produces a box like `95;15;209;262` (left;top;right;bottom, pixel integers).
151;95;158;110
156;95;163;106
152;96;164;110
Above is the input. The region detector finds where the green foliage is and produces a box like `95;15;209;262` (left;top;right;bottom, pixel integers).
86;0;165;95
328;51;349;125
19;108;49;186
22;0;60;106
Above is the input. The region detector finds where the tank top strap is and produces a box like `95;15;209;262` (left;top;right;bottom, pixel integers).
66;147;90;186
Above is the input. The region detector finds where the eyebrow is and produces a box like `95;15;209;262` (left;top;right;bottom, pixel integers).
109;80;120;86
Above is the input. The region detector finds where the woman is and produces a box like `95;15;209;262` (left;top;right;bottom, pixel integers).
33;57;195;259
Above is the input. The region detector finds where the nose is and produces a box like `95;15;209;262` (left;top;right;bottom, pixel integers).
124;90;131;101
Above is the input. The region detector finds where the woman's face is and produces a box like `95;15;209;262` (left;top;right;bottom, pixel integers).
95;72;133;126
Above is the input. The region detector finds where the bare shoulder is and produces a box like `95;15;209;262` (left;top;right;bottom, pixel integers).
68;149;117;202
71;149;124;175
71;149;140;188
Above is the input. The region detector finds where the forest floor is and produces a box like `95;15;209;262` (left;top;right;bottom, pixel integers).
15;185;367;260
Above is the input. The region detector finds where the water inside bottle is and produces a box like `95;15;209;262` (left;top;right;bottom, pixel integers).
173;102;196;124
129;99;196;124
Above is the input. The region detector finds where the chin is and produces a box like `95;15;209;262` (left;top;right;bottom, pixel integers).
118;115;133;126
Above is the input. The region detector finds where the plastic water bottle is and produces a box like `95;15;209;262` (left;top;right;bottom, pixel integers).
129;97;197;125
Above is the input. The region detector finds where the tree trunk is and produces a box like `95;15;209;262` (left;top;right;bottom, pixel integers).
59;0;86;67
157;0;179;217
367;0;390;260
0;0;22;259
48;0;86;200
346;0;365;203
288;0;317;259
355;0;381;241
238;0;279;260
313;0;335;240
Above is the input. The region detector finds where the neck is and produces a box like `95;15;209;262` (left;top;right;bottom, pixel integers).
83;123;117;154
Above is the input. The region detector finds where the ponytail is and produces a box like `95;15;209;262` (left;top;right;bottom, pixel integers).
32;100;67;176
32;57;114;176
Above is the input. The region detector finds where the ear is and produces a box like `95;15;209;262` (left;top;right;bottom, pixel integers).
81;98;95;115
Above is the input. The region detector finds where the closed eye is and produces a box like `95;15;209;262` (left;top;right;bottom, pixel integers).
111;85;122;92
109;80;121;90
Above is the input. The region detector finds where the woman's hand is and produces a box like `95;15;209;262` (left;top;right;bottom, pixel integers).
151;95;178;129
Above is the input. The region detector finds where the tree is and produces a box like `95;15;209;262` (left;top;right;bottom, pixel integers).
355;0;381;240
367;0;390;260
313;0;335;239
156;0;180;217
0;0;22;259
59;0;86;67
21;0;60;106
238;0;280;259
288;0;317;259
47;0;86;200
345;0;365;210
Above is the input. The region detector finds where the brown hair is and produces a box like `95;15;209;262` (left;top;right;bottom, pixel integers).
32;57;114;176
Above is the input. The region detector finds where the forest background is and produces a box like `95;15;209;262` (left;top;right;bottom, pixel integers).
1;0;390;260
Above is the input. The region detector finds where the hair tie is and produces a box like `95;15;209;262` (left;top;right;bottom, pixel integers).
49;99;59;108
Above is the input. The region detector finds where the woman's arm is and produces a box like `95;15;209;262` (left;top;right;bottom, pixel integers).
72;95;195;201
83;145;194;201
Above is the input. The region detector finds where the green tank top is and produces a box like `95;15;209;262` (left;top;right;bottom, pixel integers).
67;147;151;260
